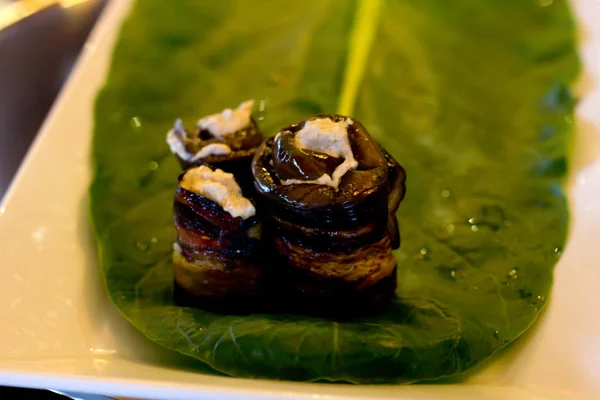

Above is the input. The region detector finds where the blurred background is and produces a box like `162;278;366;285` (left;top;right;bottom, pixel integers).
0;1;106;396
0;0;106;201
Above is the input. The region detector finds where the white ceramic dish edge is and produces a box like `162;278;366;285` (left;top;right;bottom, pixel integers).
0;0;598;399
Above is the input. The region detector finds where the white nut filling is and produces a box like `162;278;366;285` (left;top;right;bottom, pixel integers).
167;99;254;161
197;100;254;138
190;143;232;161
180;166;255;219
281;118;358;189
166;119;192;160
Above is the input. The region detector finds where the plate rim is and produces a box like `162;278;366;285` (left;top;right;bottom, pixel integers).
0;0;598;399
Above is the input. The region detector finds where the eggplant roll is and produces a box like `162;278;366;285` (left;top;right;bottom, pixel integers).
172;165;262;313
252;114;406;316
166;100;264;188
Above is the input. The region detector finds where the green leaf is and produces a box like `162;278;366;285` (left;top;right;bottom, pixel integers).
91;0;579;383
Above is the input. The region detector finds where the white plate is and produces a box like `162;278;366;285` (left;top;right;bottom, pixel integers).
0;1;598;399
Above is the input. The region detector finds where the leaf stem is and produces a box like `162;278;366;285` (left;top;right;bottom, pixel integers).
337;0;383;115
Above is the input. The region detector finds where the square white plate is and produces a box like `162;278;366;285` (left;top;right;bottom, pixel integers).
0;1;598;399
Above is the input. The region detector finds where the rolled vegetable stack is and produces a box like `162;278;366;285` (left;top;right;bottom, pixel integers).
172;165;262;313
252;114;406;316
166;100;263;189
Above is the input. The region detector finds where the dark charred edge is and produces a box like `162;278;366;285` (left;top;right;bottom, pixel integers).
175;169;262;229
381;145;407;213
178;240;259;264
257;188;389;231
174;185;244;232
173;187;261;256
175;180;261;227
387;215;401;250
381;146;406;250
269;214;388;253
174;200;222;239
178;230;260;259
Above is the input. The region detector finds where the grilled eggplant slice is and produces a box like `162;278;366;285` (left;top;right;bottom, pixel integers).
166;100;264;189
252;114;406;316
172;166;262;313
